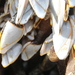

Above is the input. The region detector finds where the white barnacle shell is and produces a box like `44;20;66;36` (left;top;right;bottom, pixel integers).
53;21;73;60
40;41;53;56
44;33;53;43
4;1;9;14
0;22;6;28
1;43;22;68
29;0;49;18
69;15;75;60
0;13;10;23
0;21;24;54
14;0;19;9
16;3;34;25
23;20;34;36
27;30;35;40
21;42;41;61
49;0;65;34
69;15;75;51
70;15;75;39
15;0;28;24
8;0;17;17
68;0;75;7
40;33;53;56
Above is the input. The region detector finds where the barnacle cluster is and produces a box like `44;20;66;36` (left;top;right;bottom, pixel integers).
0;0;75;75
